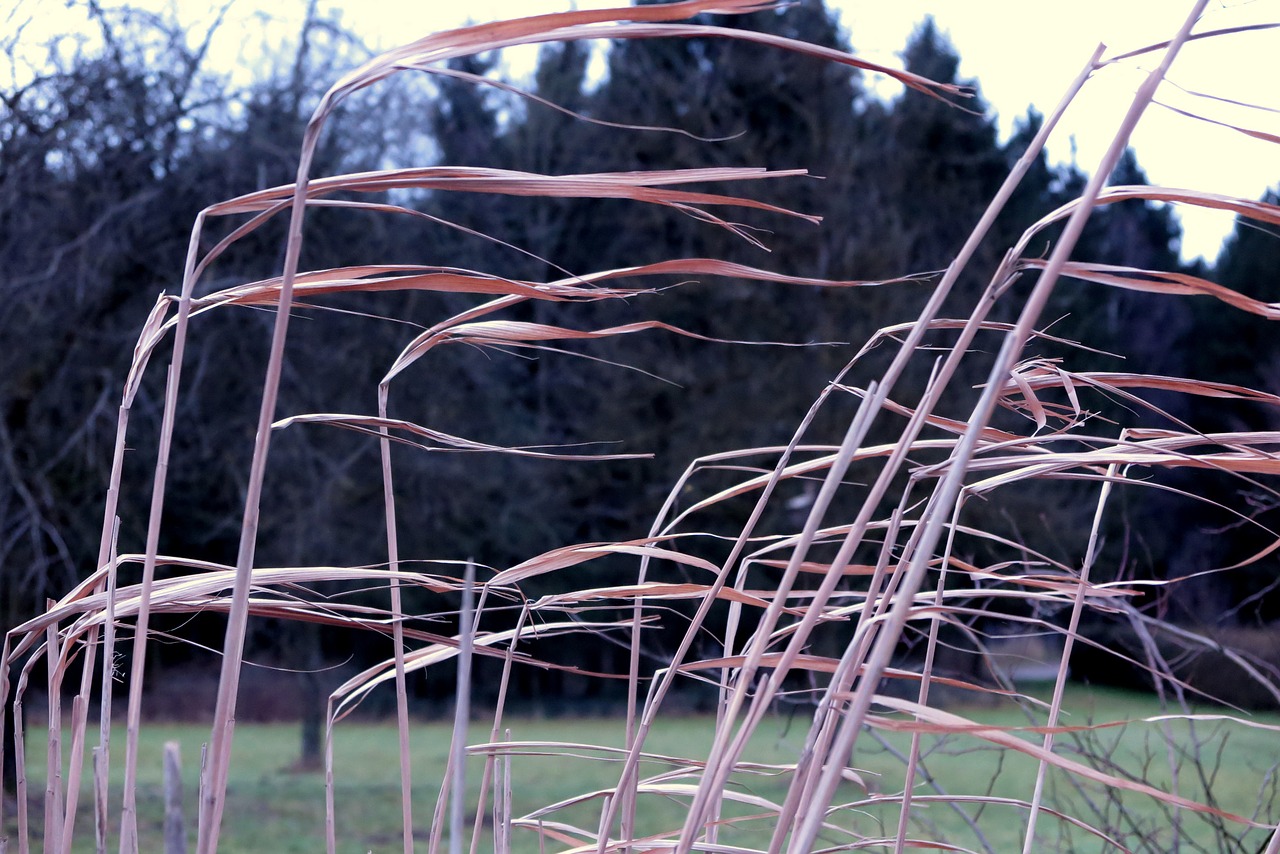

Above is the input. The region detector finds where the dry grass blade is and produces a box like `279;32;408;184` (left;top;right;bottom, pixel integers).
321;0;968;106
328;619;635;722
382;316;836;390
535;582;785;613
205;165;820;230
1155;99;1280;144
1023;258;1280;318
1103;20;1280;64
492;540;722;586
275;412;653;461
1004;362;1280;407
184;249;890;312
1019;185;1280;254
192;265;642;307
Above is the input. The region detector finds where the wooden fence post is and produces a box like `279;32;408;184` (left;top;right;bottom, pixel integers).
163;741;186;854
93;746;107;854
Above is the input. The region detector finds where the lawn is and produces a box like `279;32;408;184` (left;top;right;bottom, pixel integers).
7;685;1280;852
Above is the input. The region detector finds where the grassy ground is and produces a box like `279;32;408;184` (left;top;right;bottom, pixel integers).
7;685;1279;852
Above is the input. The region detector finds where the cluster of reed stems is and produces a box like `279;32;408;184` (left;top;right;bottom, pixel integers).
4;1;1280;851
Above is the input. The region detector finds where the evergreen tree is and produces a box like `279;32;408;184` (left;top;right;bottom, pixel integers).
428;53;503;167
1202;186;1280;418
1152;187;1280;624
873;17;1008;287
489;0;883;541
1089;149;1187;375
1036;148;1190;385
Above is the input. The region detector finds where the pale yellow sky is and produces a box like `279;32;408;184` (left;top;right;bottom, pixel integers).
8;0;1278;261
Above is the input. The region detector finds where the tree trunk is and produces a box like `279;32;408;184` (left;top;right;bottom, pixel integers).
297;620;323;770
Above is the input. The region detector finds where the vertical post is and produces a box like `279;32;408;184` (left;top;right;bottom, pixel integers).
14;701;28;854
93;746;107;854
499;731;511;854
196;743;208;851
163;742;186;854
95;521;120;854
45;615;64;854
447;561;476;854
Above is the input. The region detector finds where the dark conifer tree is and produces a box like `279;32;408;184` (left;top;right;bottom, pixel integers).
1148;187;1280;625
575;1;879;513
1201;186;1280;415
873;18;1008;285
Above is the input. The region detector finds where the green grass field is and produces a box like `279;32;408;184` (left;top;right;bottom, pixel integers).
7;685;1280;852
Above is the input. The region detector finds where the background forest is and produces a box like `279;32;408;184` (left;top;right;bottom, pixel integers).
2;0;1278;740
